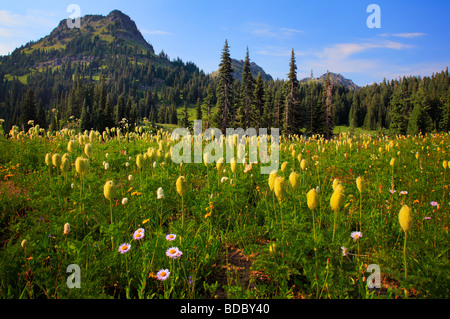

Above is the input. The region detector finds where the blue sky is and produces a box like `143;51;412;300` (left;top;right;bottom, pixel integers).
0;0;449;86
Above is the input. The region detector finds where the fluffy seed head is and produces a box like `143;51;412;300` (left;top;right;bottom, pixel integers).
103;180;117;201
306;188;319;211
45;153;52;166
60;157;70;173
136;154;144;169
443;160;448;170
157;187;165;199
216;158;224;171
332;178;341;191
399;205;412;232
356;176;363;193
281;162;288;172
67;140;75;153
300;159;306;170
176;176;187;196
274;177;285;201
330;184;345;212
63;223;70;235
230;157;237;173
75;157;89;174
289;171;299;190
268;170;278;191
390;157;395;167
52;153;61;167
84;143;93;158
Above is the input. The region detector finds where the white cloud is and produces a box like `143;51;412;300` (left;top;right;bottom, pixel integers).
0;9;62;55
0;10;56;28
140;28;173;36
297;40;417;85
381;32;427;38
246;23;304;38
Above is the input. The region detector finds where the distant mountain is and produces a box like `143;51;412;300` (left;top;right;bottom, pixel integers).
301;72;359;90
45;10;154;53
2;9;170;75
210;58;273;82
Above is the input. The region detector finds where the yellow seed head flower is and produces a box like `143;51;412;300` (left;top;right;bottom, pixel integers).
306;188;319;211
63;223;70;235
399;205;412;232
136;154;144;169
291;150;296;160
45;153;52;166
274;177;285;201
21;239;27;248
75;156;89;175
67;140;75;153
230;157;237;173
176;176;187;196
268;170;278;191
216;158;224;171
390;157;395;167
356;176;363;193
269;243;277;255
300;159;306;170
52;153;61;167
330;185;345;212
281;161;288;172
204;153;211;166
332;178;340;191
60;157;70;173
297;154;302;163
443;160;448;170
289;171;299;190
103;180;117;201
84;143;93;158
415;152;420;160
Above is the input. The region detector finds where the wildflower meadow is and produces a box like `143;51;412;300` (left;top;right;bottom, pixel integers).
0;123;448;299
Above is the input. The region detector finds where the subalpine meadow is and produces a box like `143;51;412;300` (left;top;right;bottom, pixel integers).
0;122;448;299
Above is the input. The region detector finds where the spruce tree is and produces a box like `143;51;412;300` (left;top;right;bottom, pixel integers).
195;97;202;120
238;47;254;129
215;40;234;133
389;81;408;135
284;49;299;135
20;89;37;130
250;72;265;130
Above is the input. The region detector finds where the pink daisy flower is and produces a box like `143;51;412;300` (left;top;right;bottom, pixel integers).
350;231;363;240
166;247;183;259
118;243;131;254
133;229;145;240
156;269;170;281
166;234;176;241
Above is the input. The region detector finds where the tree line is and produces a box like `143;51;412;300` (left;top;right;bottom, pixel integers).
1;38;449;137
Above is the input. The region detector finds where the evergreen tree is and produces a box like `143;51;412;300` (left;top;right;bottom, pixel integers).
389;81;408;135
35;99;48;129
407;81;433;135
250;72;265;130
180;103;191;129
263;87;274;129
114;94;126;126
214;40;234;133
202;85;214;130
103;94;115;129
195;97;202;120
20;89;37;129
284;49;299;135
237;47;254;129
